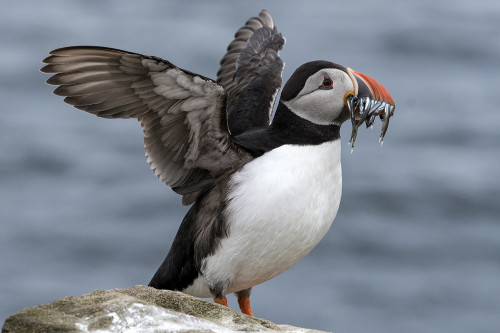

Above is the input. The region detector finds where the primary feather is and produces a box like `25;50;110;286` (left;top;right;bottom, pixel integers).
42;46;247;205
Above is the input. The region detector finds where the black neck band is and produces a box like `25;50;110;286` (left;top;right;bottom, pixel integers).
233;102;341;157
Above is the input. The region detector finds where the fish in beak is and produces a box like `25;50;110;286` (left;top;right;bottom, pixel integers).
345;68;396;148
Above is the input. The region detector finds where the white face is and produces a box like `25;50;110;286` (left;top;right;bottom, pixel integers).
282;68;355;125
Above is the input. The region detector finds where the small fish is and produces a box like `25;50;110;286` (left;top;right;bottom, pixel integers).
346;95;396;149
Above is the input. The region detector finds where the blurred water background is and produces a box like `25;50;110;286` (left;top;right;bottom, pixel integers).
1;1;499;332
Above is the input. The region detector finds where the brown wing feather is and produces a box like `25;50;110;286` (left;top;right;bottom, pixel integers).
217;10;275;92
42;46;247;205
216;10;285;136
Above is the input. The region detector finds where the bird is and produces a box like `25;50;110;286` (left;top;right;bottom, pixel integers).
41;10;395;317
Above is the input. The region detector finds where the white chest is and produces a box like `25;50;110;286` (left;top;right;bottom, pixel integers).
199;140;342;295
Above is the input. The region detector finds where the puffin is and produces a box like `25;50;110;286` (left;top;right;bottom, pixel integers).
41;10;395;316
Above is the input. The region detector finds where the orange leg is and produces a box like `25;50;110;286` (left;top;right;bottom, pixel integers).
237;295;253;316
213;296;228;307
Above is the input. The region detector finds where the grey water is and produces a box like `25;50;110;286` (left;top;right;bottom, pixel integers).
1;1;499;332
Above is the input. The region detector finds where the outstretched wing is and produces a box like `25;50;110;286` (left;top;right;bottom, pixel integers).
217;10;285;136
42;46;240;205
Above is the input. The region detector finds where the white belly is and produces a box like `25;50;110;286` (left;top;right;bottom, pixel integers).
184;140;342;297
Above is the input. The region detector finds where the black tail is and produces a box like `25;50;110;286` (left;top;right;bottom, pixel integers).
148;203;200;291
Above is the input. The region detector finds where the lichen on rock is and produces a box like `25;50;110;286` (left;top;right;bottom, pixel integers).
2;285;329;333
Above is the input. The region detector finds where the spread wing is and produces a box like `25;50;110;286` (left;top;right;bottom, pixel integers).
42;46;241;205
217;10;285;136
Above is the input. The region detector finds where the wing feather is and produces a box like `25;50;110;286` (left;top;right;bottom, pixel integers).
42;46;247;205
216;10;285;136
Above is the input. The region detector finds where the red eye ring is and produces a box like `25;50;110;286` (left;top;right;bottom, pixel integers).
319;74;333;90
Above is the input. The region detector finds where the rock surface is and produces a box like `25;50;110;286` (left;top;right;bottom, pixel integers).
2;285;329;332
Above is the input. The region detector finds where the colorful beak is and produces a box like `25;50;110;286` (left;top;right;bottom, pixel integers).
352;70;394;109
345;69;396;148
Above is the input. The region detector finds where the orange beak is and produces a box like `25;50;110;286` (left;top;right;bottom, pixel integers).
345;69;396;148
353;71;396;106
352;70;395;110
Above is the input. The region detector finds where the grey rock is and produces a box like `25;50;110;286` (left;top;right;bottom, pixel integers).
2;285;329;333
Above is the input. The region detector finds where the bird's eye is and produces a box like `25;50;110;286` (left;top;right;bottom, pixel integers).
319;74;333;90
